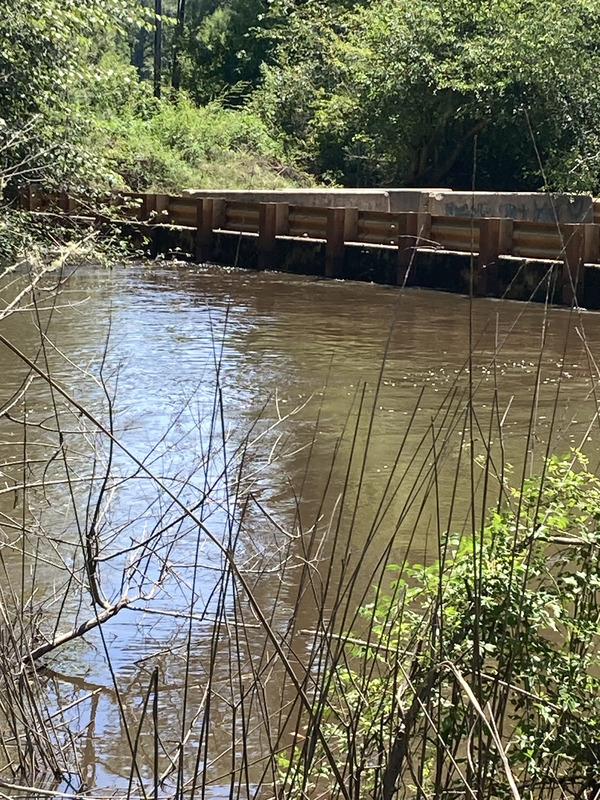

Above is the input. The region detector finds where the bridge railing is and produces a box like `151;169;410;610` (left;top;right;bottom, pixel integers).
21;187;600;304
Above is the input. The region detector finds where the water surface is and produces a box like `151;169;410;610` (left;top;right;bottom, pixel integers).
1;261;599;791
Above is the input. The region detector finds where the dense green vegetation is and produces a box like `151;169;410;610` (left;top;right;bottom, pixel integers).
3;0;600;201
0;0;306;205
258;0;600;190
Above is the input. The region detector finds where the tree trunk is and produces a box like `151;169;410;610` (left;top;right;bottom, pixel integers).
154;0;162;98
171;0;186;90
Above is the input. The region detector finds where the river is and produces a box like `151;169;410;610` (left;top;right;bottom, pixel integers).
1;261;599;795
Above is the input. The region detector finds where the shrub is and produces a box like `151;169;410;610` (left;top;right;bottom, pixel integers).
281;451;600;799
94;95;311;192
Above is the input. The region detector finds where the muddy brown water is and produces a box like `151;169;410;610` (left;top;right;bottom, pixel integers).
1;261;600;792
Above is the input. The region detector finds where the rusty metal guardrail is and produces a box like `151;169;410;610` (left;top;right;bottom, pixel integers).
20;186;600;306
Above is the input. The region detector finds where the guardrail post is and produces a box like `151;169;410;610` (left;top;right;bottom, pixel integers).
499;217;514;256
153;193;169;222
140;193;157;221
326;207;346;278
476;218;513;296
476;218;500;296
258;203;278;270
416;212;432;246
195;198;215;263
584;223;600;264
344;207;359;243
562;224;585;306
397;212;419;285
213;199;227;229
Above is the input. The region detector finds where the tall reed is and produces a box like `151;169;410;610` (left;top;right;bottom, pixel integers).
0;222;599;800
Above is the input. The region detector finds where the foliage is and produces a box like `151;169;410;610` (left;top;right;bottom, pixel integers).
0;0;309;200
176;0;275;104
255;0;600;190
0;0;141;119
5;0;600;206
281;452;600;798
92;95;310;191
0;0;148;193
130;0;275;104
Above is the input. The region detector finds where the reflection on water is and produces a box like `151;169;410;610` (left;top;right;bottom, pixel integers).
1;261;600;792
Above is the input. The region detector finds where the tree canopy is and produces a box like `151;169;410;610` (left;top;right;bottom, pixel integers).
255;0;600;190
3;0;600;194
0;0;146;191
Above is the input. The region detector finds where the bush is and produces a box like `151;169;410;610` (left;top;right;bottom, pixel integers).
280;451;600;799
93;95;312;192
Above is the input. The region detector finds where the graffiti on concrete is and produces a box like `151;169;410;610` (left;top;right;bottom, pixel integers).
444;202;490;218
442;195;592;223
501;203;527;220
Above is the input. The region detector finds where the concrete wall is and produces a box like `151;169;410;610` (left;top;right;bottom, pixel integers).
182;188;393;211
183;187;594;223
397;190;594;223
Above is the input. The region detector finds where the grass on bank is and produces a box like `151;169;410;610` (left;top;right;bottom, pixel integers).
0;89;313;264
94;97;313;193
85;86;314;194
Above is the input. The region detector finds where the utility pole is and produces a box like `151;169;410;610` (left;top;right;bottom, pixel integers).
154;0;162;98
172;0;185;90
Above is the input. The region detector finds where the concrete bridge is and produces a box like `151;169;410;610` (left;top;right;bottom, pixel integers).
22;186;600;308
182;188;595;224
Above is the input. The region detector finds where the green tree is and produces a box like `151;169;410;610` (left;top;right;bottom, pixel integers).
256;0;600;190
0;0;145;193
168;0;274;103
